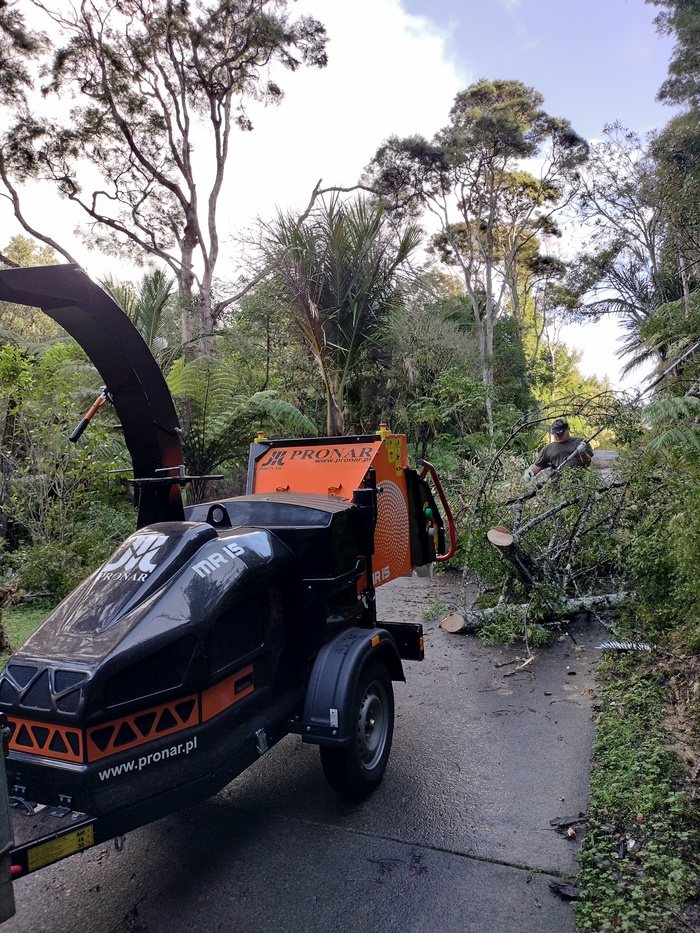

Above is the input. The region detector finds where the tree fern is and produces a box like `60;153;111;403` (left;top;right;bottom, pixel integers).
167;356;317;499
644;396;700;465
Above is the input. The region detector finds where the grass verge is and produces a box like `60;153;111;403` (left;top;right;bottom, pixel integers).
575;654;699;932
0;604;48;667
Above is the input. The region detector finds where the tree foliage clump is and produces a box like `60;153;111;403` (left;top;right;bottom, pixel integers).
0;235;62;342
616;392;700;651
0;339;135;597
364;78;589;431
260;195;422;436
649;0;700;108
0;0;328;350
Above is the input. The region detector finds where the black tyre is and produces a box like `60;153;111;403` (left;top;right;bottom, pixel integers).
319;661;394;801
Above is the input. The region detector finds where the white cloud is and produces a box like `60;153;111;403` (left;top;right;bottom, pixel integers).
226;0;468;223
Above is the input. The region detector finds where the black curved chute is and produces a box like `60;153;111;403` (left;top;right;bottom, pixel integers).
0;263;184;525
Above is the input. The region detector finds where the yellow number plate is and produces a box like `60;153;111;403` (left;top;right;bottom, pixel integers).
27;825;95;872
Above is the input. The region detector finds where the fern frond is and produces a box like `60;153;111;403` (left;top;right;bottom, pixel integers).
647;425;700;454
247;391;318;436
646;396;700;425
167;356;240;416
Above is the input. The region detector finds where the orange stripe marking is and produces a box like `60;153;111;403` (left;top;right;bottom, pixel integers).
201;664;254;721
8;716;83;764
7;664;256;765
86;693;199;762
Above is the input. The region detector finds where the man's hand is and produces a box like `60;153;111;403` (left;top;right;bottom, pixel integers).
576;441;588;454
523;467;536;481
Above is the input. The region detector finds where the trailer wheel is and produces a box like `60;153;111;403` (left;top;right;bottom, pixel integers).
320;662;394;801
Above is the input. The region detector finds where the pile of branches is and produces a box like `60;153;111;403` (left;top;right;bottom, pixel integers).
454;399;633;634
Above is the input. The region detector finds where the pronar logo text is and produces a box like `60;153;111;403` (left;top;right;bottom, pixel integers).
259;445;375;469
99;533;168;583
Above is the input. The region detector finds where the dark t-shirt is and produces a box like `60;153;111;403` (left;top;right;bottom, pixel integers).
534;437;593;471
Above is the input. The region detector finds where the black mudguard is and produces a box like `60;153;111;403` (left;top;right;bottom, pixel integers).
299;627;403;748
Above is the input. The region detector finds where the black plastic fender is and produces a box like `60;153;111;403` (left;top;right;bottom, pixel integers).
298;627;403;747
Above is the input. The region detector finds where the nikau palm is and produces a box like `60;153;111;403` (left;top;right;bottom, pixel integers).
262;196;421;435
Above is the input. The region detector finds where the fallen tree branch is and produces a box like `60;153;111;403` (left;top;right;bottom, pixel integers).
486;526;564;608
441;592;633;634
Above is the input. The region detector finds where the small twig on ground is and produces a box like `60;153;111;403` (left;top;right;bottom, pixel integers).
503;656;535;677
668;910;697;932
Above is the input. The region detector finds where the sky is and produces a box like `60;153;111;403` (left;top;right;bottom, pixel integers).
401;0;673;141
4;0;677;390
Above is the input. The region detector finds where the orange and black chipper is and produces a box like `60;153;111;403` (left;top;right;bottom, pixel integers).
0;266;454;908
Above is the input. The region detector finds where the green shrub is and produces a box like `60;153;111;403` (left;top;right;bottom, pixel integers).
7;506;134;600
575;657;699;932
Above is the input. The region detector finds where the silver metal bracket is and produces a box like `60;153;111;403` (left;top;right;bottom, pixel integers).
255;728;269;755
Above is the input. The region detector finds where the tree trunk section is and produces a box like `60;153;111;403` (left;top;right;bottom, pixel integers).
487;526;548;588
440;592;632;633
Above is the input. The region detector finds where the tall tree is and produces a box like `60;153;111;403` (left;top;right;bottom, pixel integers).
565;117;700;382
652;113;700;292
648;0;700;108
0;0;327;352
0;1;73;266
0;0;43;108
260;195;421;436
364;79;588;432
566;124;670;372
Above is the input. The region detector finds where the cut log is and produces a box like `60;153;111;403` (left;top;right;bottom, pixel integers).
441;592;632;634
440;612;466;633
486;526;513;548
486;525;548;590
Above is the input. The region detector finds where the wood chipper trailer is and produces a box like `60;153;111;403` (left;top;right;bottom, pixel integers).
0;265;455;924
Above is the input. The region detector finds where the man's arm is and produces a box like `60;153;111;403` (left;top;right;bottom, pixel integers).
524;449;549;480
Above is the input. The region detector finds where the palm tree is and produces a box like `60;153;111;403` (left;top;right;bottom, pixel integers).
261;195;422;435
101;269;178;365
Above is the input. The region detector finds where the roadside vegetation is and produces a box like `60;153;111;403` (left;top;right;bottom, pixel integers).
576;656;699;932
1;0;700;929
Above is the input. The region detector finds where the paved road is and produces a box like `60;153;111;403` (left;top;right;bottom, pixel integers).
4;573;602;933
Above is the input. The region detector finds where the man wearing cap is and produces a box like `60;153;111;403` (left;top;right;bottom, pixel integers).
523;419;593;481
